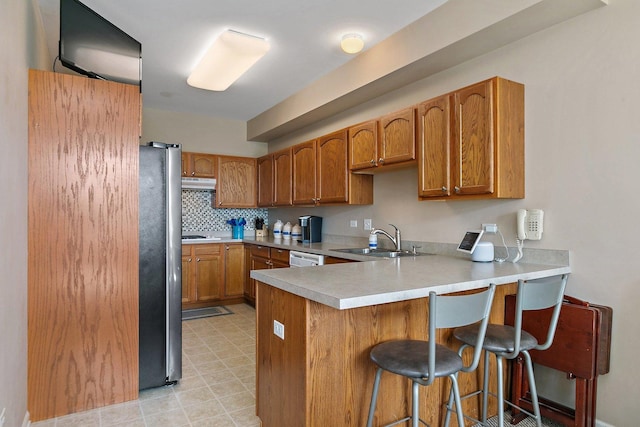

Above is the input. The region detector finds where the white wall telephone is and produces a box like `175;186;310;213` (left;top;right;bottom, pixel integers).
517;209;544;240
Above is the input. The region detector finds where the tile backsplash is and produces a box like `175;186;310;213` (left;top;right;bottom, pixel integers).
182;190;268;232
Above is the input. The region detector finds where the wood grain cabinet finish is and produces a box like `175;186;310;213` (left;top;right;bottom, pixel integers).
257;147;293;207
244;244;289;304
216;155;257;208
257;154;274;207
349;108;416;172
182;152;217;178
418;77;524;200
256;282;517;427
292;131;373;206
292;140;318;205
28;70;140;420
183;243;245;308
224;243;245;298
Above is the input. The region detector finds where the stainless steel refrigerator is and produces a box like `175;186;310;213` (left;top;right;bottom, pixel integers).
139;142;182;390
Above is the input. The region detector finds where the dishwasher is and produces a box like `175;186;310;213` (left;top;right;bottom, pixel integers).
289;250;325;267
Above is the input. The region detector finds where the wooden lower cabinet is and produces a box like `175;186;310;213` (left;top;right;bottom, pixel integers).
244;244;289;305
224;243;245;298
183;243;245;309
256;282;517;427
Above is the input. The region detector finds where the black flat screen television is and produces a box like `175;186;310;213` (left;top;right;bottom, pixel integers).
59;0;141;87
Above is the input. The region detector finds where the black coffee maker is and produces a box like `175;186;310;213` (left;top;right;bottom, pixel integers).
299;215;322;243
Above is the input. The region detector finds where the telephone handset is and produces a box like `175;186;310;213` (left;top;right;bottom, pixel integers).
517;209;544;240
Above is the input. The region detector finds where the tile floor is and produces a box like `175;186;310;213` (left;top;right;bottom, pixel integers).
32;303;259;427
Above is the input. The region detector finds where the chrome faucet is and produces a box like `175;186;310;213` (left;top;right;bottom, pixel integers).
370;224;402;251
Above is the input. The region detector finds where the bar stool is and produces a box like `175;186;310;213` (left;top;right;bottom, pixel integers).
444;274;569;427
366;284;496;427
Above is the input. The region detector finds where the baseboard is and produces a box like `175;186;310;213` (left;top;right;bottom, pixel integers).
22;411;30;427
596;420;615;427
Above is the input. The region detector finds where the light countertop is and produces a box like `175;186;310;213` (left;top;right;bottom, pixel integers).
247;237;570;310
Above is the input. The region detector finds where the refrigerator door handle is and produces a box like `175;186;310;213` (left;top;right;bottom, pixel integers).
166;144;182;383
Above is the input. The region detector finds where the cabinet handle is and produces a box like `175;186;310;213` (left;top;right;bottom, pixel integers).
441;186;447;193
370;159;375;165
218;201;223;206
378;158;385;164
454;186;460;193
188;258;192;262
196;257;201;262
191;171;195;176
225;246;229;250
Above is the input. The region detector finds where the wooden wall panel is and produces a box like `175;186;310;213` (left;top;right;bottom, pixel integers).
27;70;140;421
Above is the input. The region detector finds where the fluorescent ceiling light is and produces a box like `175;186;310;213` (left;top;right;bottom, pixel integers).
341;33;364;54
187;29;270;91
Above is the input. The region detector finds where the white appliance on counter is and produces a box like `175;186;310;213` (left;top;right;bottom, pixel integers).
289;250;325;267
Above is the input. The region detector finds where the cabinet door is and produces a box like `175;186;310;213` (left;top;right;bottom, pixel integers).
217;156;257;208
273;148;293;206
224;244;245;297
190;153;217;178
257;154;274;207
292;140;317;205
249;255;271;301
453;80;494;195
418;95;452;198
194;244;224;302
378;107;416;166
349;121;377;170
316;129;348;204
182;246;196;304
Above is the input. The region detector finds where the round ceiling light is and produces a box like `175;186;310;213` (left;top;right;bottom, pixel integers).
340;33;364;54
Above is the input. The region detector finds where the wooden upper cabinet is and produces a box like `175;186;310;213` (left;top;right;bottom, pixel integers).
216;155;257;208
292;140;317;205
417;95;451;197
349;120;378;170
257;154;274;207
316;129;349;204
378;107;416;166
273;147;293;206
182;152;217;178
418;77;524;200
349;108;416;172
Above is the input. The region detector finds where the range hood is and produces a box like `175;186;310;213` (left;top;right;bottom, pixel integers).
181;177;216;190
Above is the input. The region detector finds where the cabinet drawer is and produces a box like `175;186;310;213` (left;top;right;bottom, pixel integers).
194;244;222;256
251;245;270;258
271;248;290;263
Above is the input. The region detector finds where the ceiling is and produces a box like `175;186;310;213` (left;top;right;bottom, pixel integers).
36;0;448;122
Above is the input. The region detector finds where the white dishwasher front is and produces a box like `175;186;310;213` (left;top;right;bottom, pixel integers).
289;250;325;267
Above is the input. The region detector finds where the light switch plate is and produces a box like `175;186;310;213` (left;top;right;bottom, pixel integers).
273;320;285;340
364;219;372;231
350;219;357;228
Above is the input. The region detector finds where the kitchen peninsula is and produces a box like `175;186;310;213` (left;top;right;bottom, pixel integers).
250;243;570;427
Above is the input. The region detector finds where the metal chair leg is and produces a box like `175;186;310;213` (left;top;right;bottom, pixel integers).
496;355;505;427
522;351;543;427
449;374;465;427
412;380;420;427
482;349;490;423
367;368;383;427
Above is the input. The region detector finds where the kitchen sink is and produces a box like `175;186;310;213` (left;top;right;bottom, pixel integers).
331;248;429;258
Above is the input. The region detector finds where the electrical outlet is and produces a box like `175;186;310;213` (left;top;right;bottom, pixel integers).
273;320;285;340
350;219;358;228
482;223;498;233
364;219;372;231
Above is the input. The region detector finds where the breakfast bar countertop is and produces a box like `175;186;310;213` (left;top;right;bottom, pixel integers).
250;252;571;310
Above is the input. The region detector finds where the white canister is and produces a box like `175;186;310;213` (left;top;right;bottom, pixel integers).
369;233;378;249
291;223;302;240
283;222;292;240
273;219;283;238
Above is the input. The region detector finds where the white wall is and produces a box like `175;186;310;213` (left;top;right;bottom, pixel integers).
268;1;639;424
142;107;267;157
0;0;49;425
